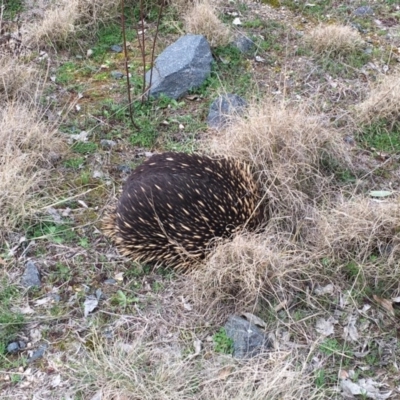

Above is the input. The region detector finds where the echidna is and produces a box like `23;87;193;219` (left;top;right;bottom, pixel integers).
102;152;261;269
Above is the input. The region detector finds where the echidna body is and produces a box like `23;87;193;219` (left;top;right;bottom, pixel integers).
103;152;261;269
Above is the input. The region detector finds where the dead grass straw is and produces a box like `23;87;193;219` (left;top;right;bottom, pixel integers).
184;0;231;47
75;331;320;399
355;72;400;125
187;229;313;311
0;55;40;102
26;0;119;47
203;100;351;233
0;102;65;231
314;195;400;267
305;24;364;55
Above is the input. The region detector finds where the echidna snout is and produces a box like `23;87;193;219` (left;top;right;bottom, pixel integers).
102;152;261;269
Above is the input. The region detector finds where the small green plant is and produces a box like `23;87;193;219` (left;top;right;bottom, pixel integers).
314;368;326;388
72;142;98;154
110;290;139;309
27;221;77;244
63;157;85;169
213;328;234;355
360;120;400;153
57;62;79;85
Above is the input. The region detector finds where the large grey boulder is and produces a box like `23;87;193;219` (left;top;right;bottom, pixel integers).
145;34;213;100
224;315;272;359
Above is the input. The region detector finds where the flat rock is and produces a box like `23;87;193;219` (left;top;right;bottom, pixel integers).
224;315;272;359
207;93;247;129
21;260;41;288
145;34;213;99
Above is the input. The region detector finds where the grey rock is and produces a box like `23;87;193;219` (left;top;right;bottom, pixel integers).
7;341;27;354
100;139;117;149
104;278;117;285
7;342;20;354
224;315;272;359
353;6;373;16
117;165;131;174
207;94;247;129
111;71;124;79
145;34;213;99
28;344;48;363
232;35;255;54
21;261;41;288
111;44;123;53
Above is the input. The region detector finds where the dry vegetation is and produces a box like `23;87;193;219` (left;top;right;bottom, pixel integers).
203;101;352;231
0;102;65;231
2;0;400;398
184;0;231;47
304;24;364;55
355;72;400;124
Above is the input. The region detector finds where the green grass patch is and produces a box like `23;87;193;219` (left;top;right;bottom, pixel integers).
0;282;25;357
72;141;98;154
2;0;23;18
26;220;77;244
213;327;234;355
359;120;400;153
63;157;85;169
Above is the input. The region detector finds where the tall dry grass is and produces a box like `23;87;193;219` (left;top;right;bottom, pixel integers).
355;72;400;125
203;100;352;233
304;24;364;55
26;0;120;47
74;331;321;400
184;0;231;47
0;103;65;231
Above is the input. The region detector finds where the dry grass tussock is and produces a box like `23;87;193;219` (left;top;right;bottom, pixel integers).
305;24;364;55
184;0;231;47
26;0;119;47
355;72;400;124
75;332;320;399
314;195;400;270
204;100;351;232
0;54;40;102
188;230;313;310
0;103;65;231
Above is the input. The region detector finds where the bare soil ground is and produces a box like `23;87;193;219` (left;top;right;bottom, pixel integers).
1;0;400;399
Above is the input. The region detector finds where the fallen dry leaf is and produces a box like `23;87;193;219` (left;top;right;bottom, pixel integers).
217;366;234;381
84;296;99;317
373;295;395;317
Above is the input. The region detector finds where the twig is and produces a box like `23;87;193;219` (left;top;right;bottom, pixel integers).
120;0;140;129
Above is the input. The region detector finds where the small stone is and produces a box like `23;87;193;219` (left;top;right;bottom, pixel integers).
87;49;93;57
111;71;124;79
117;165;131;174
111;45;123;53
207;94;247;130
18;341;27;350
28;344;48;363
21;261;41;288
104;278;117;285
100;139;117;149
353;6;373;16
232;35;255;54
7;342;20;354
224;315;272;359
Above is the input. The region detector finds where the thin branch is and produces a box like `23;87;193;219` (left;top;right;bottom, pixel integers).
121;0;140;129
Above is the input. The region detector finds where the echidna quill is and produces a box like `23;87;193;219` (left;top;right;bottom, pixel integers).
102;152;262;269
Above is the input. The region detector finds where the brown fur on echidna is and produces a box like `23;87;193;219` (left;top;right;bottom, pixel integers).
102;152;262;270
